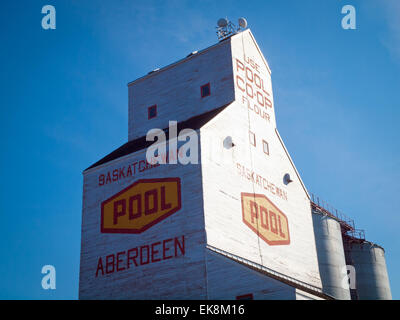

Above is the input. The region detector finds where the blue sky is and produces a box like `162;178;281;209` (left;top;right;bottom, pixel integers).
0;0;399;299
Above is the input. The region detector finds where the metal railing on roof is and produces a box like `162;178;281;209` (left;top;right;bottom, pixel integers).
310;193;365;241
345;229;366;241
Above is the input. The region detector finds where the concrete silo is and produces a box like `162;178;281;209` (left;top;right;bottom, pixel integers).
311;195;392;300
343;239;392;300
312;208;351;300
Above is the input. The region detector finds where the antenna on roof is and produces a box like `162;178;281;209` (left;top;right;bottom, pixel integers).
216;17;248;41
217;18;228;28
238;17;247;29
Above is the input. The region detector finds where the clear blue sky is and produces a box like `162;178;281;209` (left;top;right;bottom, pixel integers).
0;0;399;299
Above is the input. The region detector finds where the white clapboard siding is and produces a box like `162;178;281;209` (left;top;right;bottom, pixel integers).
206;250;297;300
80;29;324;300
80;145;208;299
200;29;322;289
128;40;235;141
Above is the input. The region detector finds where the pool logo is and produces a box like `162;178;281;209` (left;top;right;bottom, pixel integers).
241;192;290;245
101;178;181;234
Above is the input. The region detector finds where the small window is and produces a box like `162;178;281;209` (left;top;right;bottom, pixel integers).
148;105;157;119
201;83;211;98
249;131;256;147
262;140;269;155
236;293;254;300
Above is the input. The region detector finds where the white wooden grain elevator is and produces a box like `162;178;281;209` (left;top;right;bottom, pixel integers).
79;22;391;300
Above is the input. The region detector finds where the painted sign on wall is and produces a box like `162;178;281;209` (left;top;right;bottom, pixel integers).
241;192;290;245
101;178;182;234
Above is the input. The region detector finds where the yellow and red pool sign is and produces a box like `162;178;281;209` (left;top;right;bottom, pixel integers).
241;192;290;245
101;178;181;234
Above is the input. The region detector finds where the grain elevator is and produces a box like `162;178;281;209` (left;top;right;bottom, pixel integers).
79;21;391;300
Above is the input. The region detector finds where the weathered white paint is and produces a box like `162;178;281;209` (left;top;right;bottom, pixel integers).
80;29;324;299
128;40;235;141
79;143;208;299
200;30;322;289
206;250;297;300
